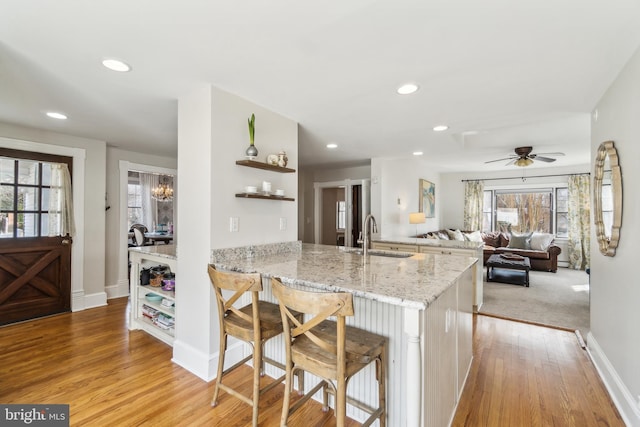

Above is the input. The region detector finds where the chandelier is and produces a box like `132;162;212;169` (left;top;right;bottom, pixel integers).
152;177;174;202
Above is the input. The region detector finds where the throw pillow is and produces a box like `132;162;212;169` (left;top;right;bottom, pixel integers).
498;232;510;248
507;232;532;250
482;231;500;247
530;233;554;251
426;233;439;240
446;229;465;241
464;230;484;243
436;231;450;240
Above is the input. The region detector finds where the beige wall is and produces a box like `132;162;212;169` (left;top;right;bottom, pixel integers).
588;46;640;425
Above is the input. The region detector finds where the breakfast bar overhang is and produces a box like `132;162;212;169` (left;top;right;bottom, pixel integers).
211;242;478;426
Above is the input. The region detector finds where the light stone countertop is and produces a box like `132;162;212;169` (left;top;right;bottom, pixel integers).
212;243;477;310
129;244;177;261
374;236;484;250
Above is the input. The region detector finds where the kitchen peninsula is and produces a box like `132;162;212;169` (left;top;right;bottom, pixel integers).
211;242;478;427
372;237;485;312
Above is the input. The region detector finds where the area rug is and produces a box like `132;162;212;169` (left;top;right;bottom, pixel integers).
479;267;590;340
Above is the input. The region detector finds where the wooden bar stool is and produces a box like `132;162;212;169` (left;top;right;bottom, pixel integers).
208;265;302;427
271;277;387;427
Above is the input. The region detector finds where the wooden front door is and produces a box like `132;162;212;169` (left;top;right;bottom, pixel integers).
0;149;73;326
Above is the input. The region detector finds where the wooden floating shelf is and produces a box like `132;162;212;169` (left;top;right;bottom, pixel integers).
235;159;295;173
235;193;295;201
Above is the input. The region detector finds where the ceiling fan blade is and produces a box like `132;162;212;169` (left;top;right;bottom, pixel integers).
535;152;565;157
534;156;557;163
484;156;515;164
505;158;517;166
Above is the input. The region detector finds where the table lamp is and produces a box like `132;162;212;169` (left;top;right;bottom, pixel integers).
409;212;426;238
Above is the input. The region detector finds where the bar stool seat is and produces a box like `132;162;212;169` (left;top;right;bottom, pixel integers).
207;265;302;427
271;277;387;427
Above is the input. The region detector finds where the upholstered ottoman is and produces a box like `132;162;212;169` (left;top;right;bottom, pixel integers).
486;253;531;287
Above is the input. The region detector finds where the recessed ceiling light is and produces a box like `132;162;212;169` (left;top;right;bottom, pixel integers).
326;143;338;149
433;125;449;132
413;151;423;156
46;112;67;120
102;58;131;72
397;83;419;95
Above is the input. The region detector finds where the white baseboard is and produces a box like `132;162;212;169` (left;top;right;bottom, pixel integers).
83;292;108;310
106;278;130;299
172;339;245;382
587;332;640;426
71;290;85;312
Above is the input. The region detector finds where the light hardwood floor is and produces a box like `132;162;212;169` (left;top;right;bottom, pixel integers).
0;298;623;426
452;315;624;427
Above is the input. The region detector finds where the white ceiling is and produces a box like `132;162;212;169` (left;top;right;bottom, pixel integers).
2;0;639;172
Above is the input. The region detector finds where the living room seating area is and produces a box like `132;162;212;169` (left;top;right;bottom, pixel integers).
421;229;561;272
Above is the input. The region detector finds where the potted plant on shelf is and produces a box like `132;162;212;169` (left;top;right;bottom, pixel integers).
246;113;258;159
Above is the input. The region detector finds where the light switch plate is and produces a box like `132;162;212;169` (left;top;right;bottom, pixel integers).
230;217;239;232
279;217;287;231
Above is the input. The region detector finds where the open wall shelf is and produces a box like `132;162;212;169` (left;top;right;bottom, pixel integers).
235;159;295;173
235;193;294;201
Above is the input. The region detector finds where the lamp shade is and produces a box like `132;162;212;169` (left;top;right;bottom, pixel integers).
409;212;426;224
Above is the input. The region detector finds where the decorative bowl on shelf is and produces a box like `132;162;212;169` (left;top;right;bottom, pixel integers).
145;293;163;302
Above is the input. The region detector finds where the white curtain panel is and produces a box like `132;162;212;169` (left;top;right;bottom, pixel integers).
48;163;76;237
140;173;159;231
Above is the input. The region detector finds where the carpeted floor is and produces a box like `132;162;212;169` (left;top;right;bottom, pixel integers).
479;267;590;340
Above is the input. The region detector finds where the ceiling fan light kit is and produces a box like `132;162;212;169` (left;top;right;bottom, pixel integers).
515;157;534;167
485;146;565;167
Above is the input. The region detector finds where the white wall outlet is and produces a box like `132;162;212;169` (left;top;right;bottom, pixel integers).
279;217;287;231
230;217;239;232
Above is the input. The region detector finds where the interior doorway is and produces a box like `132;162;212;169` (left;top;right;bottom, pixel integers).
117;161;176;293
314;179;369;247
321;187;346;246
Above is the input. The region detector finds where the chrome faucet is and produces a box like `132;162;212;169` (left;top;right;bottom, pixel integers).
361;214;378;257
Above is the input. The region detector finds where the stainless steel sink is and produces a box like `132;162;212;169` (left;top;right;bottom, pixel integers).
343;249;414;258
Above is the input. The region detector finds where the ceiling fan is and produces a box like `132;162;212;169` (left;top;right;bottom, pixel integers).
484;146;565;167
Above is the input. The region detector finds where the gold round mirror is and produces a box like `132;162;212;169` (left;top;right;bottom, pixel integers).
593;140;622;256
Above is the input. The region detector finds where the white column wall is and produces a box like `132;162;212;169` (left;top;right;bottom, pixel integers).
173;84;216;380
173;85;298;380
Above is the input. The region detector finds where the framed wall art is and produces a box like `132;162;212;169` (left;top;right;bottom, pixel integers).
419;179;435;218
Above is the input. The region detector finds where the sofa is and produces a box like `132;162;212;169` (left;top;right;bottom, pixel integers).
421;229;561;272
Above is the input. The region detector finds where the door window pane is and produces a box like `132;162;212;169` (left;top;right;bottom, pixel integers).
18;186;39;211
41;213;50;236
41;163;52;186
18;160;39;185
0;185;14;209
0;213;11;237
19;213;38;237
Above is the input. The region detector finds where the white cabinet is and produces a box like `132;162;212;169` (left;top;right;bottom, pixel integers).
422;266;474;427
129;246;177;346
